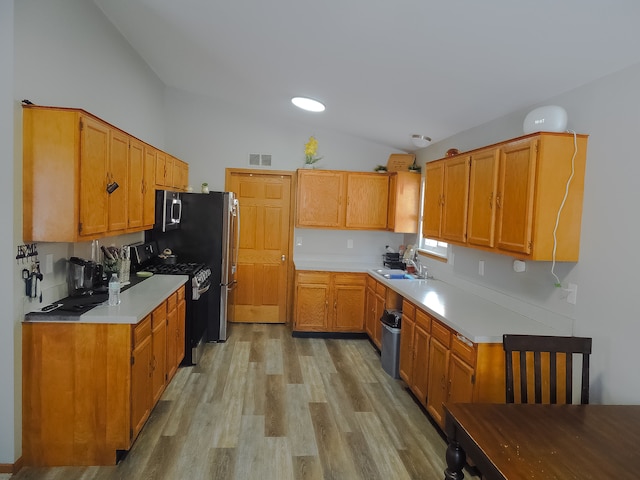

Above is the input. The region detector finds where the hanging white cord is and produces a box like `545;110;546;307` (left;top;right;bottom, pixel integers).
551;130;578;286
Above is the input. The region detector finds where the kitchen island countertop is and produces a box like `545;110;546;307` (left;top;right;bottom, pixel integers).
24;274;188;324
294;259;569;343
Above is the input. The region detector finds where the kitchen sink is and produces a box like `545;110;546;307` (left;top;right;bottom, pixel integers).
373;268;419;280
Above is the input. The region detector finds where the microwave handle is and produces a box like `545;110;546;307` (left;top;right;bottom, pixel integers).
171;198;182;224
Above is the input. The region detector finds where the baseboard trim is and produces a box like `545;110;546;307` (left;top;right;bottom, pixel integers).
0;455;23;474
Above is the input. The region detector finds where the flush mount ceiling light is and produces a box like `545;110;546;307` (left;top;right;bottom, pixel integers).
291;97;325;113
411;134;432;148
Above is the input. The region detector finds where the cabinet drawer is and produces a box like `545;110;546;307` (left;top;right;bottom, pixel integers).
334;273;366;286
375;282;386;297
297;271;331;284
133;315;151;347
177;285;185;301
402;300;415;320
367;275;377;290
431;320;451;348
451;334;476;367
415;309;431;332
152;303;166;327
167;292;177;312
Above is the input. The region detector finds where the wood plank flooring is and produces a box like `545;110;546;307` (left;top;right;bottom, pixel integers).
12;324;448;479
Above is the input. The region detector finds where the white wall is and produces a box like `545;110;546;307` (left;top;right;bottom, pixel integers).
1;0;16;466
415;62;640;404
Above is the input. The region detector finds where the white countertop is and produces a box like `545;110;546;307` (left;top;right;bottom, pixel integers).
294;259;569;343
24;275;188;324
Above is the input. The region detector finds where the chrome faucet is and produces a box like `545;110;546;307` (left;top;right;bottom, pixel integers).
407;253;432;279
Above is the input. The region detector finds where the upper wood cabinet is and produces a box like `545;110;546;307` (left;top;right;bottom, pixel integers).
345;172;389;229
387;171;421;233
422;156;469;243
296;170;345;227
423;132;588;261
296;169;418;231
23;105;188;242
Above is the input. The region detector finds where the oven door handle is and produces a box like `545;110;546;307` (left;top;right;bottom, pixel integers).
192;282;211;300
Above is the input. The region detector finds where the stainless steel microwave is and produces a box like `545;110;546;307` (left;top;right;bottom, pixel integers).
155;190;182;231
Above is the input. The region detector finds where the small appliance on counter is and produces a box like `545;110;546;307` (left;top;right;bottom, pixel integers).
67;257;102;297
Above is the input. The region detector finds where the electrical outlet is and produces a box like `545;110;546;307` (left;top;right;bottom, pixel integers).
347;239;353;249
296;236;303;246
478;260;485;276
566;283;578;305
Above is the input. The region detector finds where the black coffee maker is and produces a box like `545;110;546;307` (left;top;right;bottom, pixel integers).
67;257;103;296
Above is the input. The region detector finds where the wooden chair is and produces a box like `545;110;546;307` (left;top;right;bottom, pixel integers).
503;334;592;404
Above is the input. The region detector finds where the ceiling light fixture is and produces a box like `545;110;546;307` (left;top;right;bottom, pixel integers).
411;134;432;148
291;97;325;113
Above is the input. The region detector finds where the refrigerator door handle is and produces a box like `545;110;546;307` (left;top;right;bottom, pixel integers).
234;198;240;272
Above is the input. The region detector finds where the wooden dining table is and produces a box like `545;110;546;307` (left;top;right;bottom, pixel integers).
443;402;640;480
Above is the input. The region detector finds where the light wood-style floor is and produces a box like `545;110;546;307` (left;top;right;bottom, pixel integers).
12;323;448;479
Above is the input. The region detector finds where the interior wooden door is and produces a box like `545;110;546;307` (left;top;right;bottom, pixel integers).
225;169;293;323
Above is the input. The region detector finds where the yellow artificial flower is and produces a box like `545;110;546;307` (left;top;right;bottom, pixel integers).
304;136;322;164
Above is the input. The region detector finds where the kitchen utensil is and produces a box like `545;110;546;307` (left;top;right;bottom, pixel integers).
67;257;97;296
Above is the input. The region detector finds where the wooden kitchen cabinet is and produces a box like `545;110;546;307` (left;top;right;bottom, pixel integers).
296;170;345;227
131;315;153;441
143;146;158;228
399;301;432;407
151;304;168;405
345;172;389;229
294;271;366;332
22;286;186;466
422;156;469;243
387;171;421;233
171;156;189;191
23;105;189;241
127;138;145;230
424;132;588;261
165;290;180;381
364;275;402;349
296;169;392;231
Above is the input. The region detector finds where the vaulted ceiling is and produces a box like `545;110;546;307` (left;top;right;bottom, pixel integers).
94;0;640;151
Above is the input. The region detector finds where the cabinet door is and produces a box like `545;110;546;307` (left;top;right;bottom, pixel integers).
399;314;415;384
79;116;109;236
388;172;420;233
131;318;152;440
108;129;129;232
496;138;538;254
295;272;330;330
177;293;186;365
127;138;144;230
365;285;376;340
467;149;500;247
155;151;167;187
412;325;431;405
422;161;444;239
373;293;385;349
166;301;178;381
143;146;157;228
345;173;389;229
441;156;470;243
332;274;366;332
448;354;475;405
296;170;345;227
151;305;167;404
426;336;450;428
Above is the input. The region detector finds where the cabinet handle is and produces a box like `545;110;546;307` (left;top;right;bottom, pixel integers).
489;192;493;209
281;254;286;262
141;180;145;194
447;379;452;399
496;192;502;208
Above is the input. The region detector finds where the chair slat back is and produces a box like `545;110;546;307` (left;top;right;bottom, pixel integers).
503;334;592;405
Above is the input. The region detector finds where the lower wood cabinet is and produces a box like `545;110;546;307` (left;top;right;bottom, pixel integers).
397;296;505;429
365;275;402;349
22;285;186;466
294;271;366;332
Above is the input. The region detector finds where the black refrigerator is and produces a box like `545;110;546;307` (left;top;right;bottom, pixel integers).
147;190;238;341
